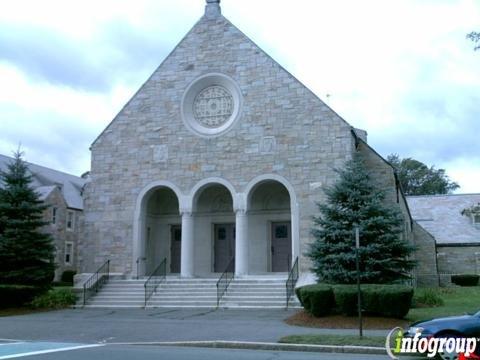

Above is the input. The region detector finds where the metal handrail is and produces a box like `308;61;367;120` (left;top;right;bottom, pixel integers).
83;260;110;306
216;257;235;307
285;257;299;308
144;258;167;307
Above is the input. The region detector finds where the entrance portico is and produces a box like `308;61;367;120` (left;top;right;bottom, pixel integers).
133;175;299;278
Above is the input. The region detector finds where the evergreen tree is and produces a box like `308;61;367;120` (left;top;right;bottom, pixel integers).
308;153;415;284
0;151;55;287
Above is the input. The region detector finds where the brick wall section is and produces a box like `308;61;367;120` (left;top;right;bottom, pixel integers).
81;14;355;274
412;222;439;286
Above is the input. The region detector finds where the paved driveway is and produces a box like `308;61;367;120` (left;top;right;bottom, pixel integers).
0;308;388;344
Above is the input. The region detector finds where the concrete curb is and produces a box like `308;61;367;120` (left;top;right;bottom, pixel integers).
107;340;387;355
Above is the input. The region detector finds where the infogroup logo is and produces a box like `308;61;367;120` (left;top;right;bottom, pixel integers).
386;327;478;359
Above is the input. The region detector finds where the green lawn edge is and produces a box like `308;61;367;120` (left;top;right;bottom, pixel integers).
279;334;386;347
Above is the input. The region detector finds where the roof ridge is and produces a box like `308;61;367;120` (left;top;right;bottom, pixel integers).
407;193;480;198
0;154;84;182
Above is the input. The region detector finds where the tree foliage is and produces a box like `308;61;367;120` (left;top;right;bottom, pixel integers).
0;151;55;287
387;154;459;196
467;31;480;51
308;153;415;284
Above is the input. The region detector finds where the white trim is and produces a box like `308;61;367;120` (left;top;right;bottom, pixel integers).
66;210;75;231
64;241;74;265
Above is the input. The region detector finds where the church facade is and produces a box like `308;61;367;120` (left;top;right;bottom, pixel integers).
78;0;435;286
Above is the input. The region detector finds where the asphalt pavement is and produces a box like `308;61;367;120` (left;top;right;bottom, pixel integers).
0;308;388;344
0;343;402;360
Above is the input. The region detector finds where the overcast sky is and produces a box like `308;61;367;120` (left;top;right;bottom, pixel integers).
0;0;478;192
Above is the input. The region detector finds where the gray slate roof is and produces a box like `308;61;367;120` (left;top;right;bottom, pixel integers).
407;193;480;245
0;154;86;210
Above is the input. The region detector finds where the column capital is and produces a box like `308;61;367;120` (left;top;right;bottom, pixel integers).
179;208;193;216
234;207;247;215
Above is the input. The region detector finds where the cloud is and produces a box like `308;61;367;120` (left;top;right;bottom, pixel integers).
0;0;478;192
0;21;171;92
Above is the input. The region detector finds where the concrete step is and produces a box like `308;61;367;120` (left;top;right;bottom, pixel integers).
82;277;301;309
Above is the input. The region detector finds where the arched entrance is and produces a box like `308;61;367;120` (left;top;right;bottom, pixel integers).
192;183;235;275
246;178;294;273
133;182;183;277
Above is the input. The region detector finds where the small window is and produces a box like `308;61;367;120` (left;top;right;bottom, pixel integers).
52;207;57;225
65;242;73;265
66;211;75;231
474;215;480;226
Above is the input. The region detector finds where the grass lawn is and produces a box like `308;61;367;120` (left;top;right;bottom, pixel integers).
406;287;480;323
279;334;385;347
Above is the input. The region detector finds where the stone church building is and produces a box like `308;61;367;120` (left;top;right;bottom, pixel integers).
78;0;439;296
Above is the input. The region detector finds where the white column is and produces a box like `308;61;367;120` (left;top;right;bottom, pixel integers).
235;209;248;276
180;211;194;277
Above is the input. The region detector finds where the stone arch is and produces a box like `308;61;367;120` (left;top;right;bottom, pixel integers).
244;174;300;272
189;177;238;211
132;180;185;278
188;177;238;275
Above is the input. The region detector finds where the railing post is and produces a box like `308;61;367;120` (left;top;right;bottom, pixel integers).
82;259;110;307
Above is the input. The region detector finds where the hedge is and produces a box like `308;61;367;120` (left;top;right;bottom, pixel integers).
451;274;479;287
296;284;414;318
0;285;44;308
332;285;359;316
360;285;413;318
296;284;334;317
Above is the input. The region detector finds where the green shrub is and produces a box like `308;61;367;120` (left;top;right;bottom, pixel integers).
333;285;358;316
60;271;76;285
451;274;479;287
0;285;44;308
295;287;304;307
362;285;413;318
333;284;414;318
414;288;444;307
297;284;334;317
30;288;77;309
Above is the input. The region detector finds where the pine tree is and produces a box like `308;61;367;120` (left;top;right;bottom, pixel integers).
308;153;415;284
0;151;55;287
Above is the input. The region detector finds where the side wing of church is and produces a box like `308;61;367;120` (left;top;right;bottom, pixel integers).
79;0;421;289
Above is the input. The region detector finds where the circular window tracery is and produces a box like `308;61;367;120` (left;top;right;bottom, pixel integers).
181;73;242;137
193;86;233;128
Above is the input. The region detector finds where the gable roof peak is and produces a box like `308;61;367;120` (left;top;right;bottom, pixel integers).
205;0;221;19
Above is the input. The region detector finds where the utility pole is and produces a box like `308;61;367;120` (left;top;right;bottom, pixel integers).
355;226;363;338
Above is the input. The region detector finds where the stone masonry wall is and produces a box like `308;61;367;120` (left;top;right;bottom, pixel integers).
437;245;480;286
42;187;81;281
81;13;355;275
412;222;439;286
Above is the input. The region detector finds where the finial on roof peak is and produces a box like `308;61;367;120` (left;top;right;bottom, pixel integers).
205;0;221;19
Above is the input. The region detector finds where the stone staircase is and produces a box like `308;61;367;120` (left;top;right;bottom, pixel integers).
82;276;301;309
